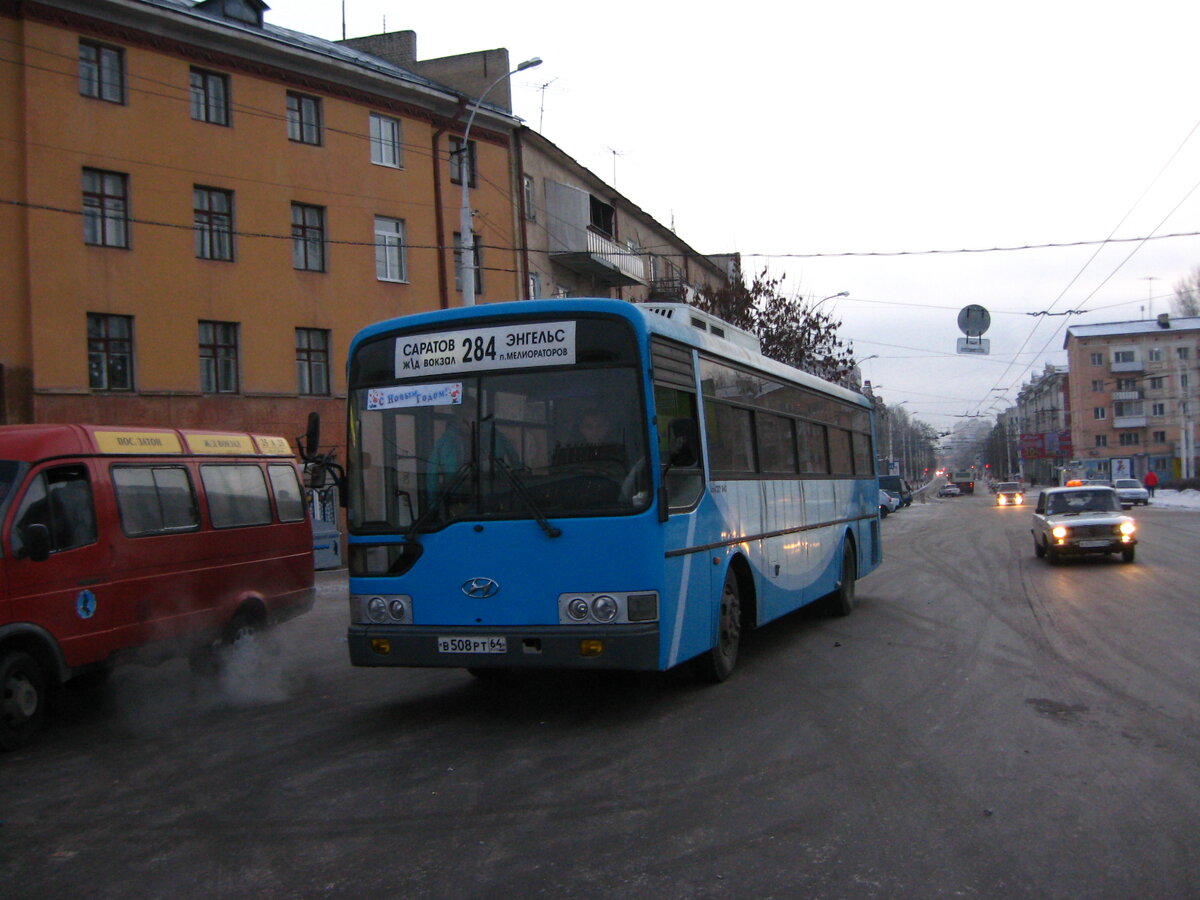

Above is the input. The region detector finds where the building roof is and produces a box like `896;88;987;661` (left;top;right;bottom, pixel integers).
1064;315;1200;347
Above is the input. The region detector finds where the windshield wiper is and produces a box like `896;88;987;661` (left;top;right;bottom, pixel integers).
405;461;474;543
489;454;562;538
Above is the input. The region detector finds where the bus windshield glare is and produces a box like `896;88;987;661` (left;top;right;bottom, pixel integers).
350;365;650;532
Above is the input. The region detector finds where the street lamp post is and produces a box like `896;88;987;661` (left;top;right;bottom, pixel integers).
458;56;542;307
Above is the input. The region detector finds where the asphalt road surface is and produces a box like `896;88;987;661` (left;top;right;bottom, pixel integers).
4;493;1200;899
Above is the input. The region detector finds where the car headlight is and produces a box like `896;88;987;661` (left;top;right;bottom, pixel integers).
998;496;1007;505
1119;521;1136;535
1052;525;1068;539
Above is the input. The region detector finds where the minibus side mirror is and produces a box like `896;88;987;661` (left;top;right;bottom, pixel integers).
20;523;52;563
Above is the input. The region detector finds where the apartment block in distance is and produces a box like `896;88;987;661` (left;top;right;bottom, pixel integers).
0;0;522;440
1064;314;1200;479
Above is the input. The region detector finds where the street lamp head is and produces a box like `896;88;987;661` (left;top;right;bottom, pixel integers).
516;57;543;72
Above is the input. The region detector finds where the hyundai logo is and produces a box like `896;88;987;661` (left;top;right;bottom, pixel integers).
461;577;500;599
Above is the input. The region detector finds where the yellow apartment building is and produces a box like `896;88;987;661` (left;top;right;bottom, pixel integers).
0;0;522;445
1065;314;1200;480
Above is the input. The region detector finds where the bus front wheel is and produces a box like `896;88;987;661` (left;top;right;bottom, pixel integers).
694;568;741;683
826;542;857;617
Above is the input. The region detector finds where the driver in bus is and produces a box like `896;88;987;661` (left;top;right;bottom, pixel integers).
426;401;521;505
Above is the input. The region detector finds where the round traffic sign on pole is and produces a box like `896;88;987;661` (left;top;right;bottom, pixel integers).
957;305;991;337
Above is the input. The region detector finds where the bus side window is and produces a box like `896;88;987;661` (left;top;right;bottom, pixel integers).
654;385;704;512
13;465;97;555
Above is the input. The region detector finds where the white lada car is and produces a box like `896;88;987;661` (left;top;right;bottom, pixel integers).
1032;486;1138;564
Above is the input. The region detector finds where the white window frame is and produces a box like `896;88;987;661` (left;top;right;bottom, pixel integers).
374;216;407;282
369;113;402;168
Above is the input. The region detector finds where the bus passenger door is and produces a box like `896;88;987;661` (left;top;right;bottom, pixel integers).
4;462;113;669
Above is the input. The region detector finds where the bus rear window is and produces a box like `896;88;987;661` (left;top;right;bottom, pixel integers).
201;464;271;528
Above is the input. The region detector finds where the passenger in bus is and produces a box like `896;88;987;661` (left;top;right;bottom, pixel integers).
426;403;521;504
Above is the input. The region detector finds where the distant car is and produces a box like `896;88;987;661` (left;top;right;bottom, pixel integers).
994;481;1025;506
937;484;961;498
1031;486;1137;564
878;475;913;507
1112;478;1150;507
879;488;899;517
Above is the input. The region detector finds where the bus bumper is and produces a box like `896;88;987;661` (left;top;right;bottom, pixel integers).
347;623;661;671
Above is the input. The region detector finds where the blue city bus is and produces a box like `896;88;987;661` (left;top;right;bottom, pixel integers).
344;299;881;681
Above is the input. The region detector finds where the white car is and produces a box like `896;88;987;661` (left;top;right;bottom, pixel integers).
937;484;961;498
1031;486;1137;563
1112;478;1150;507
879;488;900;516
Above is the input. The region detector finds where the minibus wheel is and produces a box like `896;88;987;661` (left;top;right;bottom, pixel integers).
826;540;857;618
1;650;47;752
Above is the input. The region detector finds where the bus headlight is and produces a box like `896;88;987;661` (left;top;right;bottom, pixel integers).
566;597;590;620
388;598;409;622
591;595;619;623
367;596;389;623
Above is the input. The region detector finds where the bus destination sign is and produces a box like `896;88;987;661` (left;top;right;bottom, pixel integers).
395;321;576;377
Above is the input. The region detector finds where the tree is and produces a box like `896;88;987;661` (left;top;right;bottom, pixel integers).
694;269;859;385
1172;267;1200;317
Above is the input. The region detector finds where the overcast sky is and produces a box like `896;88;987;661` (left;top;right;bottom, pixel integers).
263;0;1200;429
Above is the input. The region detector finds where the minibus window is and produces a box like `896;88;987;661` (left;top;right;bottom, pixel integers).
112;465;200;535
200;464;271;528
12;465;97;554
267;464;306;522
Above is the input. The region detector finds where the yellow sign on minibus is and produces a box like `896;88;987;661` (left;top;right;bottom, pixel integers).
93;430;184;454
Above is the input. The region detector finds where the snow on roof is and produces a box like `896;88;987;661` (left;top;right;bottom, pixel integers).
1065;315;1200;346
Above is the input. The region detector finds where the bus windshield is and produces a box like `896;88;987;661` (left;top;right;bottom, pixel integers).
350;366;650;532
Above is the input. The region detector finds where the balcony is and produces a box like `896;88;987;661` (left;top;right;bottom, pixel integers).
1112;390;1143;401
1112;415;1148;428
1110;358;1143;373
545;181;647;287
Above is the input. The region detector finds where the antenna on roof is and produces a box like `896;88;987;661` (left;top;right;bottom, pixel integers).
606;146;623;187
341;1;346;40
535;78;557;133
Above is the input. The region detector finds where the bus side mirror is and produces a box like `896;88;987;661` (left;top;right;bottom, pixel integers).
19;523;52;562
667;419;700;467
302;412;321;460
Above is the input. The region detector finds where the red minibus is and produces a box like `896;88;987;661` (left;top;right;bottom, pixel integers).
0;425;316;750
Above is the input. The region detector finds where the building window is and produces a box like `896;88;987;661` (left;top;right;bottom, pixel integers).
194;186;234;261
1119;432;1140;446
1116;378;1137;391
286;92;322;144
79;40;124;103
1183;374;1191;389
1178;347;1191;360
1090;352;1103;366
529;271;542;299
1153;431;1166;443
454;231;482;293
190;68;230;125
523;174;536;220
87;313;133;391
199;321;238;393
1151;402;1165;416
369;113;402;167
1148;348;1162;361
1093;407;1107;420
1149;376;1165;390
82;168;129;248
373;216;407;282
291;203;325;271
1113;350;1135;364
1090;379;1105;392
1094;435;1107;447
449;137;476;187
296;328;330;395
590;196;616;237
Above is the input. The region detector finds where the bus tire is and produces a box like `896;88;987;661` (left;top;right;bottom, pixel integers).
1;650;47;752
826;541;857;618
694;567;741;683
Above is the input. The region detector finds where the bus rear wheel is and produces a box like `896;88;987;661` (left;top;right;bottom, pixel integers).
1;650;47;752
694;568;741;683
